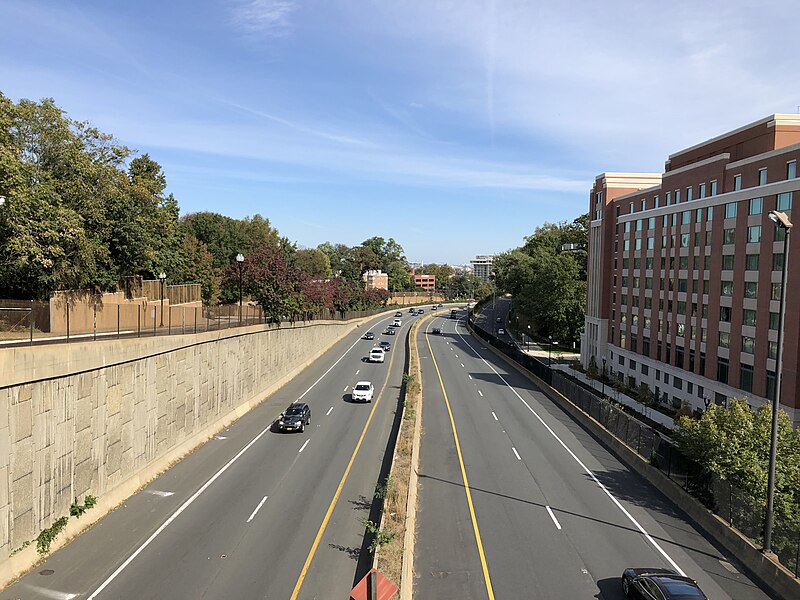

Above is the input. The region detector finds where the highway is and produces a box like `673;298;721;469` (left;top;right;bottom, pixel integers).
413;310;770;599
1;310;415;600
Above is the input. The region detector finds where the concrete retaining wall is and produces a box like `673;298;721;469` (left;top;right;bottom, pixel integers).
0;317;367;565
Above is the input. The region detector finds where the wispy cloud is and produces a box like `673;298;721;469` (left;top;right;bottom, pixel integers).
229;0;298;38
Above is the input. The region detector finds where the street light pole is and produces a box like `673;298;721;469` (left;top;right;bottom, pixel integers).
602;357;606;398
236;253;245;324
158;272;166;327
764;209;792;556
548;335;553;367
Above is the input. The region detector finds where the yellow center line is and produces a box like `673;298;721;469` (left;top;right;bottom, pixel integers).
289;331;399;599
425;319;496;599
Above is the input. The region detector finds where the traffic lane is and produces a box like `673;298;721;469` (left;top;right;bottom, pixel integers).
420;326;606;598
414;325;489;600
80;327;406;599
1;312;400;599
452;326;770;600
298;325;409;599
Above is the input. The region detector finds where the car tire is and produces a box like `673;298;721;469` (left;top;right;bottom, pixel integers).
299;423;305;433
621;579;630;598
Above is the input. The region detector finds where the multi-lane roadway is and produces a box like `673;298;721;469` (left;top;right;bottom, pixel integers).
413;310;770;599
2;311;415;600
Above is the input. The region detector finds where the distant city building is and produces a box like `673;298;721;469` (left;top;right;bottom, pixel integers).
470;255;495;282
451;264;470;276
583;114;800;423
413;274;436;292
362;269;388;291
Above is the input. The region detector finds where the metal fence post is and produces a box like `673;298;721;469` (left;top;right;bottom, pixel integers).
66;302;70;342
137;305;141;337
153;306;156;336
194;307;198;334
93;295;97;341
117;304;120;338
168;305;172;335
29;299;34;344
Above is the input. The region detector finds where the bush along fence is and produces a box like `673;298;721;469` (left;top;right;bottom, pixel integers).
467;311;800;578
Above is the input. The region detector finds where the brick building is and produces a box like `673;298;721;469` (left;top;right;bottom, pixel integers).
413;274;436;292
582;114;800;424
362;270;388;291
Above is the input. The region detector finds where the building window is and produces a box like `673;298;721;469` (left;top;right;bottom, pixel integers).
637;219;643;231
641;364;649;376
645;277;653;289
772;252;784;271
681;233;690;248
745;254;759;270
768;341;778;360
742;336;755;354
703;280;710;294
772;282;782;301
744;281;758;298
723;228;736;244
717;358;729;384
647;237;654;250
648;216;655;229
682;210;691;225
719;331;730;348
749;197;763;215
722;255;734;270
721;280;733;296
766;370;777;400
624;240;630;251
700;352;706;374
699;183;706;198
625;221;631;233
679;256;689;269
733;174;742;190
686;186;693;201
710;180;718;196
747;225;761;243
678;279;688;292
689;350;695;372
705;231;712;246
707;206;713;221
635;238;642;250
770;312;779;329
788;161;797;179
777;192;792;211
743;309;757;326
724;202;737;219
759;168;768;185
740;364;754;393
674;376;683;390
720;306;731;322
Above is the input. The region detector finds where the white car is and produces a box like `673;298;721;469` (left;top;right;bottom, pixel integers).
393;318;402;327
351;381;374;402
369;347;385;363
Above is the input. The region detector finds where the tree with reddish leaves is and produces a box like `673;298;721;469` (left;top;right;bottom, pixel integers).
300;278;335;318
223;246;304;323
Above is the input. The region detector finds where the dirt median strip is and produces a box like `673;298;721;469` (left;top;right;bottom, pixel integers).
373;310;433;595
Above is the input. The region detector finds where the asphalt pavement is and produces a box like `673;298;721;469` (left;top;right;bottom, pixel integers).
413;310;770;599
1;311;413;600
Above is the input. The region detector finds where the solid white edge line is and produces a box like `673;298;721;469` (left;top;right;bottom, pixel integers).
87;423;273;599
246;496;268;523
299;439;310;453
491;411;498;421
455;328;687;577
512;447;521;460
546;506;562;530
326;406;334;416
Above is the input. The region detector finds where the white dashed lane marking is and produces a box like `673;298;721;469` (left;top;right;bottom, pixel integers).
478;390;483;397
326;407;333;416
512;447;521;461
299;440;310;453
546;506;562;530
246;496;268;523
491;411;498;421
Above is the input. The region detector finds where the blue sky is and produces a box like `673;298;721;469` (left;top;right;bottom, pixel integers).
2;1;798;264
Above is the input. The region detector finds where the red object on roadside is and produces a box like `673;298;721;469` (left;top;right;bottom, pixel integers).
350;568;398;600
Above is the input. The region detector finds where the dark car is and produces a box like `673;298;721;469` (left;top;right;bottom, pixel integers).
431;327;441;335
495;317;502;323
275;403;311;433
395;312;403;317
383;327;396;335
417;308;424;314
362;331;375;340
379;341;391;352
621;568;707;599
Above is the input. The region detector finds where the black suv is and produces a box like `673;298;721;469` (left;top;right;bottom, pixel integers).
275;403;311;433
621;568;707;599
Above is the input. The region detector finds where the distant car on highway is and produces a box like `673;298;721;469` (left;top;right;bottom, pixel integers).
379;341;391;352
431;327;441;335
496;317;502;323
362;331;375;340
351;381;374;403
275;403;311;433
395;312;403;317
369;347;385;363
408;308;415;313
497;328;505;335
383;327;396;335
393;318;402;327
621;568;707;599
417;308;424;314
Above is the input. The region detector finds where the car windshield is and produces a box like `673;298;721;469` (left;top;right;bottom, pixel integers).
658;579;704;598
285;407;304;416
355;384;370;390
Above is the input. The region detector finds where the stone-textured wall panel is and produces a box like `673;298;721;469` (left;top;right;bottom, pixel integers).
0;319;358;559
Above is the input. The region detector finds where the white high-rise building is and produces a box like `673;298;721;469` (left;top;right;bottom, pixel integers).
470;255;494;282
